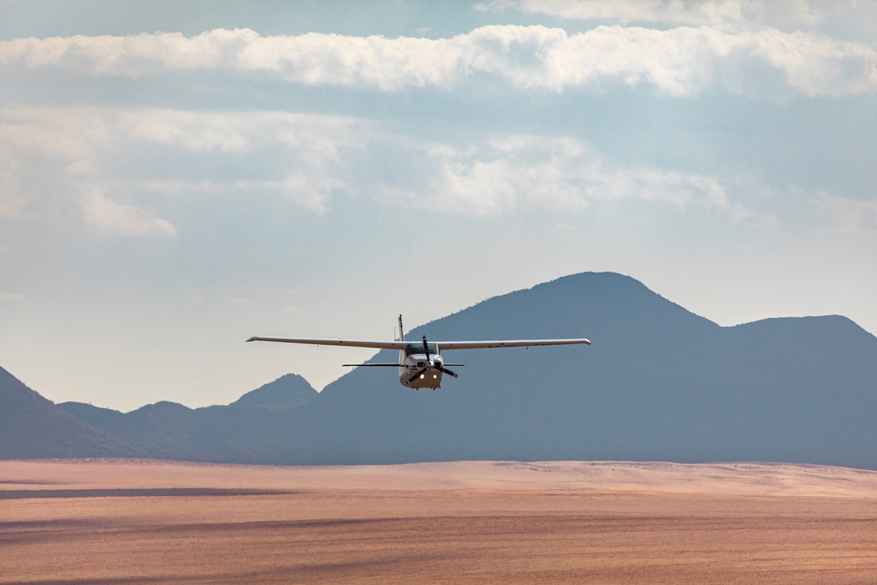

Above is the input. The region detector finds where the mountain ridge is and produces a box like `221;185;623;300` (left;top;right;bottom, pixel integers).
3;271;875;469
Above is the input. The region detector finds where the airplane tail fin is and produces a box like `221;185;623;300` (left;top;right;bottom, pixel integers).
398;314;405;342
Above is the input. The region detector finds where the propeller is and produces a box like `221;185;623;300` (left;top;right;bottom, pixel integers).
437;365;458;378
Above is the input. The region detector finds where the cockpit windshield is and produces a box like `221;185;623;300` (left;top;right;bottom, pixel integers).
405;342;440;356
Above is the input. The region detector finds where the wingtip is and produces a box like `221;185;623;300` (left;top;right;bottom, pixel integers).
585;339;591;345
246;337;256;342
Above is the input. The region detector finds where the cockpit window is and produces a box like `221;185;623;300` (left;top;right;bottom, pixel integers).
405;342;440;356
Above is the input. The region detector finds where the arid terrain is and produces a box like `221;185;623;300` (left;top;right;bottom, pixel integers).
2;460;877;584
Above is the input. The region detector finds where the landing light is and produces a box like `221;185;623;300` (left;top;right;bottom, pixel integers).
420;374;424;379
433;374;437;378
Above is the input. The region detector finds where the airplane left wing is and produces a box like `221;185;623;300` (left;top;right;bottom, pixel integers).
439;338;590;350
246;337;408;350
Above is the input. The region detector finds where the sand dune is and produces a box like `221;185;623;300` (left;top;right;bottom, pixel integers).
2;460;877;584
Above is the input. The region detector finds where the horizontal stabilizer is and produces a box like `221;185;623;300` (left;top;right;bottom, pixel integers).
342;363;401;367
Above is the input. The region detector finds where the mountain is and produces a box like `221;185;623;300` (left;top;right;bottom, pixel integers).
249;272;877;469
0;367;142;459
96;401;259;463
58;402;125;427
232;373;318;409
45;374;320;463
195;373;318;420
4;272;876;469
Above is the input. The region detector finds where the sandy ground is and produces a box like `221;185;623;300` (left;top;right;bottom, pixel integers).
2;459;877;583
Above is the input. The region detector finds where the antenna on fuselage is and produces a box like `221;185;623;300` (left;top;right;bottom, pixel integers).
398;314;405;342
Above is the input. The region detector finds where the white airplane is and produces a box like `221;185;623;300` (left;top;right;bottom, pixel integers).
247;315;590;390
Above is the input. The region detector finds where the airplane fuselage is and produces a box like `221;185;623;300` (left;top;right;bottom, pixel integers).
399;342;444;389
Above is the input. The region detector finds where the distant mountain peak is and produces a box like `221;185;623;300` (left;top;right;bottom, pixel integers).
229;373;318;411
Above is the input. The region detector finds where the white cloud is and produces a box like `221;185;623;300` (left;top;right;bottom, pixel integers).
479;0;822;28
0;105;777;227
0;106;359;230
814;191;877;232
2;25;875;98
122;109;252;153
1;106;111;221
266;173;343;214
0;105;111;158
118;109;355;212
480;0;877;40
116;108;358;155
83;190;176;236
0;106;172;233
379;134;762;221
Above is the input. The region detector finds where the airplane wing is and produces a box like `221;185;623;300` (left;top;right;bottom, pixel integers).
439;339;590;350
246;337;408;350
342;363;401;367
247;336;590;350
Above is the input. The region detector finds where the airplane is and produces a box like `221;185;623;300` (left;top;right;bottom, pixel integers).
247;315;590;390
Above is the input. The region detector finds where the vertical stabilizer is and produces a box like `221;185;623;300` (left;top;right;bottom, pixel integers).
398;314;405;341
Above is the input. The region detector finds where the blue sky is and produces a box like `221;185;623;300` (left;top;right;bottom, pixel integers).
2;0;875;411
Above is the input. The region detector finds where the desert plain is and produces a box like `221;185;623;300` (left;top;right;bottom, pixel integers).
2;459;877;584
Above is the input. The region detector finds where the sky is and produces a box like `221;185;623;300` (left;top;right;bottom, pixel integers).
1;0;875;411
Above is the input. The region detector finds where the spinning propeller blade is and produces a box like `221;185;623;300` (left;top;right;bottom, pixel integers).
436;365;458;378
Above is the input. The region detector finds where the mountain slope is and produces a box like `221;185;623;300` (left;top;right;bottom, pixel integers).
57;402;125;427
195;374;318;420
0;367;142;459
97;402;261;463
41;375;319;463
231;373;318;409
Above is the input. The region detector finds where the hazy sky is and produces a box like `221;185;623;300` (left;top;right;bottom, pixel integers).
2;0;875;411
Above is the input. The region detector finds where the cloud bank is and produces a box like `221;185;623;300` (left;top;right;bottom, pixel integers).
385;135;758;221
1;105;768;234
2;25;875;97
481;0;845;29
